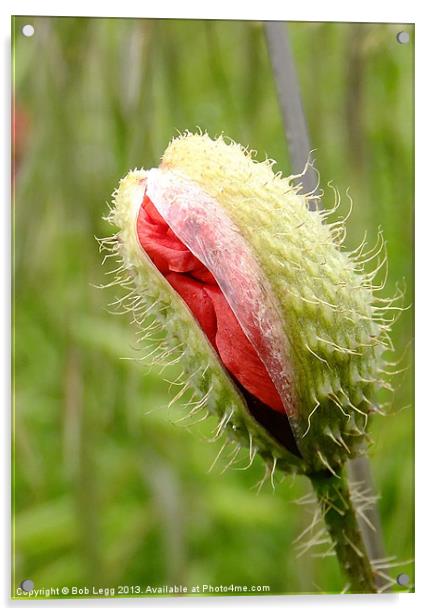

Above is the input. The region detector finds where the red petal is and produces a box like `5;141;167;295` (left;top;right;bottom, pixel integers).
137;195;217;284
166;273;217;345
204;286;285;412
137;193;285;414
137;197;197;274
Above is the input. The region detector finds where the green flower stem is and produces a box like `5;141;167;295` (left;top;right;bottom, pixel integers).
309;468;378;593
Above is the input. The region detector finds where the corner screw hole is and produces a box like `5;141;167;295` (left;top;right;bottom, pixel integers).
20;579;35;592
396;31;410;44
396;573;410;586
22;24;35;38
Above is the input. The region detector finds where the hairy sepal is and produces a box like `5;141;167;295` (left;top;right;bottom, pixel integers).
160;133;393;473
108;170;306;476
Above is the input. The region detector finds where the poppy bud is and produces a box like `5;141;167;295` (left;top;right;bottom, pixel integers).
104;131;394;479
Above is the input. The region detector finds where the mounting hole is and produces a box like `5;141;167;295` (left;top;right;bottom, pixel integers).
396;31;410;44
396;573;410;586
20;579;34;592
22;24;34;38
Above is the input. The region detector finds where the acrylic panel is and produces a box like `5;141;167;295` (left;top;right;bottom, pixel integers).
12;16;414;599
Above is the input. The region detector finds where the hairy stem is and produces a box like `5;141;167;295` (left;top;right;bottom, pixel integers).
309;468;377;593
347;456;386;571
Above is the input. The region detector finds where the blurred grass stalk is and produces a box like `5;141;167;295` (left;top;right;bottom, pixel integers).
264;20;386;589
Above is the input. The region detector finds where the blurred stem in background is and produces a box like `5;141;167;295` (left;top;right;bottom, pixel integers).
265;20;385;591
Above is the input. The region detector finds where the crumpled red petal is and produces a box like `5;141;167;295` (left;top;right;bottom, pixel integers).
137;194;285;414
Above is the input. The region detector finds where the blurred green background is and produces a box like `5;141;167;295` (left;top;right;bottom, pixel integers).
12;17;414;597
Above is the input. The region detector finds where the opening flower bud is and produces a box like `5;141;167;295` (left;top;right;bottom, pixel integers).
104;131;393;478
